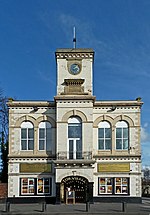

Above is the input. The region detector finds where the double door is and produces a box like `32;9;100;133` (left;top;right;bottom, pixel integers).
68;138;82;159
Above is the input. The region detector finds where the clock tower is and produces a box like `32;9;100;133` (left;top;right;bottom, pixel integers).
55;49;94;96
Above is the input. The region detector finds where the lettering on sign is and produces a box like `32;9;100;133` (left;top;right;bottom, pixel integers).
20;163;52;173
62;176;87;184
98;163;130;172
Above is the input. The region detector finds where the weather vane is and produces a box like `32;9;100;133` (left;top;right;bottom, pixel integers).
73;26;76;49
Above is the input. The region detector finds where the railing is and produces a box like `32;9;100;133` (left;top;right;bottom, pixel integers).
56;151;92;160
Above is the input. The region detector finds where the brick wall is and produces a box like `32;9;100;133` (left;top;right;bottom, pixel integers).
0;183;8;198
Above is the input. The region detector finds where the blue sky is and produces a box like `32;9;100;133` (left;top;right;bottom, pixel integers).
0;0;150;166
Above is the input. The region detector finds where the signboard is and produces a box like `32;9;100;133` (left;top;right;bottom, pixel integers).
98;163;130;172
62;176;87;184
20;163;52;173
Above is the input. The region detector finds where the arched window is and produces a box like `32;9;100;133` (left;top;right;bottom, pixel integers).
39;121;52;151
21;121;34;150
68;116;82;159
98;121;111;150
116;121;129;150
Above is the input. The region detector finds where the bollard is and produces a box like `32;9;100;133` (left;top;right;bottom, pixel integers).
86;201;90;212
122;202;127;212
41;202;46;212
5;201;10;212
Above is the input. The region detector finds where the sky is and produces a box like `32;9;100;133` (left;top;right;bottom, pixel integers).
0;0;150;166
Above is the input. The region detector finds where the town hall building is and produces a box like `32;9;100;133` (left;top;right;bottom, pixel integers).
8;48;143;203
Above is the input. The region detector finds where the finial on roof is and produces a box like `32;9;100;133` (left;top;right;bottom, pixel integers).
73;26;76;49
136;97;142;102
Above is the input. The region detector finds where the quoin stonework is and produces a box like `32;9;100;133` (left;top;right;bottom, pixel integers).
8;48;143;203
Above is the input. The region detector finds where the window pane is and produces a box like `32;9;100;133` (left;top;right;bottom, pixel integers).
122;186;128;193
76;140;82;159
29;186;34;193
21;178;34;195
100;178;105;184
100;186;105;193
107;186;112;193
22;178;28;185
22;186;28;194
21;140;27;150
68;125;81;138
116;128;122;138
122;178;128;184
37;178;51;195
115;178;128;194
99;178;112;194
21;129;27;138
38;179;43;193
105;139;111;150
123;128;128;138
46;128;52;151
69;140;73;159
38;186;43;193
29;179;34;185
116;186;121;193
46;141;51;151
39;140;45;150
44;178;50;185
38;179;43;185
46;128;51;141
28;140;34;150
99;139;104;150
123;139;128;150
98;128;104;138
39;128;45;138
107;178;111;185
44;187;50;193
116;178;121;185
76;140;82;151
105;128;111;138
116;139;122;149
28;128;34;138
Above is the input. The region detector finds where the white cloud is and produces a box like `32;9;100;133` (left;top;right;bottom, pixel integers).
144;122;149;128
58;13;104;48
141;125;150;166
37;70;55;86
142;144;150;166
141;126;150;143
58;13;150;82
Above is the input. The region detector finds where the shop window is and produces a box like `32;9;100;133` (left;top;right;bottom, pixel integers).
21;178;34;195
20;178;52;196
98;177;129;195
99;178;112;194
39;121;52;151
116;121;129;150
115;178;128;194
21;122;34;150
98;121;111;150
37;178;51;195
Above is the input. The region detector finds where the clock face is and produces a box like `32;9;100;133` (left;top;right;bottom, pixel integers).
70;63;80;75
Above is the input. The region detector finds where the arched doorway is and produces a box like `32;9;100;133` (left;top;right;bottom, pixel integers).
60;176;89;203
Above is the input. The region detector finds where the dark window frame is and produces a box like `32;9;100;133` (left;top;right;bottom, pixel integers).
98;177;130;195
20;177;52;196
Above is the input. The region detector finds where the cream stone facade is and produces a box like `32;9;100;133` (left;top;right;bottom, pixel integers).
8;48;143;203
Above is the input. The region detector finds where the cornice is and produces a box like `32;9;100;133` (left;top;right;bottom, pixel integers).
54;95;96;101
94;100;143;107
55;48;94;59
7;100;55;108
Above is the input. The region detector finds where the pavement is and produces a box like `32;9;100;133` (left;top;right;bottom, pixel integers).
0;198;149;215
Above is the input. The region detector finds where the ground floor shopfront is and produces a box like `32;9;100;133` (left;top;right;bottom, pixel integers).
8;158;142;203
